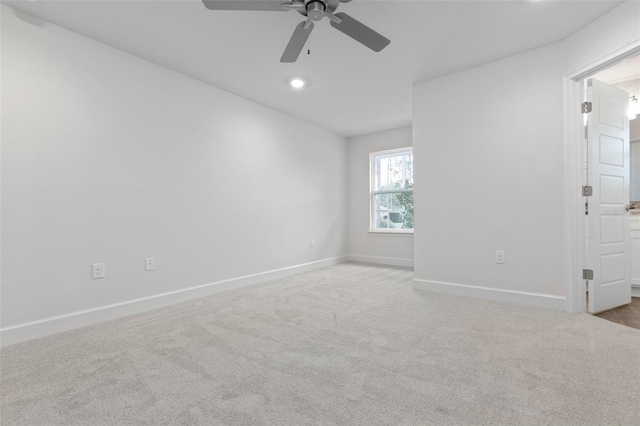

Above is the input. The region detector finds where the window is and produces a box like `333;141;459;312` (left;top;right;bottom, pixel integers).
370;147;413;232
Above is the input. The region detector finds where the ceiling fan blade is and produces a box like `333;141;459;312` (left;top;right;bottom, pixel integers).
280;21;314;63
202;0;291;11
330;12;390;52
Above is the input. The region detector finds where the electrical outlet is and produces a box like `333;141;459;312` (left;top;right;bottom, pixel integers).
145;257;155;271
495;250;506;264
310;239;315;248
92;263;105;279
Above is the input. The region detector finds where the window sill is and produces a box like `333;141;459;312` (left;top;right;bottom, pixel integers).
368;231;414;237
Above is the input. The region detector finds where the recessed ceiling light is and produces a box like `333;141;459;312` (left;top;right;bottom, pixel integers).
290;78;305;89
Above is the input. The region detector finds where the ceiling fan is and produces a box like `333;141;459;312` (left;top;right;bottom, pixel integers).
201;0;390;63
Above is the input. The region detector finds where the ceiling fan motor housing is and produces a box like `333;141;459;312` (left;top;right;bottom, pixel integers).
299;0;338;21
306;1;326;21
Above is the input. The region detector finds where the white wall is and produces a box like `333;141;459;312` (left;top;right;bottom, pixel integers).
562;0;640;76
347;126;413;267
412;44;566;307
411;0;640;310
0;6;348;339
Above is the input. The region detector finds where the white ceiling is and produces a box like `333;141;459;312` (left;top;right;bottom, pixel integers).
3;0;624;137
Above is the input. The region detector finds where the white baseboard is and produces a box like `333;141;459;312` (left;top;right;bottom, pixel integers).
413;278;566;311
0;256;349;347
348;254;414;268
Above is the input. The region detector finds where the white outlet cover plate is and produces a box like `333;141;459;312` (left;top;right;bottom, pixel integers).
92;263;105;279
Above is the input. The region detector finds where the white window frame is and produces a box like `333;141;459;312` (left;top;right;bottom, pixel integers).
369;147;414;234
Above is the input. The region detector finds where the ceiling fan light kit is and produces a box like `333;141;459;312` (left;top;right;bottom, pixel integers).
201;0;390;63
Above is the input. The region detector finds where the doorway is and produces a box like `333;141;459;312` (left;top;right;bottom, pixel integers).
587;56;640;327
589;55;640;291
564;42;640;314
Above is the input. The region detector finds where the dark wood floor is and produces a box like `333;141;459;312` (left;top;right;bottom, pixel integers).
595;297;640;330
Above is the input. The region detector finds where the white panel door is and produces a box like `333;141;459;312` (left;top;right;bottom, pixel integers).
587;79;631;313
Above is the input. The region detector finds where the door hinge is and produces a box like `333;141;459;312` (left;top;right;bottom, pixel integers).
582;185;593;196
582;101;592;113
583;269;594;280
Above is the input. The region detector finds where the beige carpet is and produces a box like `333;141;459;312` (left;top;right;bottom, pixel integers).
1;262;639;425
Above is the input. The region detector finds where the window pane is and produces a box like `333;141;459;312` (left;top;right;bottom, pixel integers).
373;192;414;229
374;151;413;191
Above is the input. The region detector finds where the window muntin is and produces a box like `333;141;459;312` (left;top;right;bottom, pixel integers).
370;148;413;232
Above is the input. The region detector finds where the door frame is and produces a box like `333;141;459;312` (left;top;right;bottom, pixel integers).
563;40;640;313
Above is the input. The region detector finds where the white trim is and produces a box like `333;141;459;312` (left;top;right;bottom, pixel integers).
349;254;414;268
632;212;640;297
369;146;413;158
374;189;413;195
563;75;587;313
413;279;566;311
367;232;414;237
367;229;414;236
563;41;640;314
0;256;349;347
567;40;640;81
